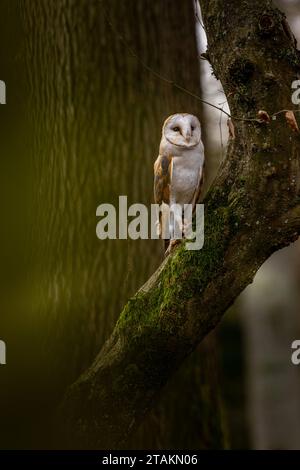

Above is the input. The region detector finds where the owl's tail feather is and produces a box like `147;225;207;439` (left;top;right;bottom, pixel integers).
158;203;170;252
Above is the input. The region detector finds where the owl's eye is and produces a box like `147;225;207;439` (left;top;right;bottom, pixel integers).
173;127;180;132
191;126;195;131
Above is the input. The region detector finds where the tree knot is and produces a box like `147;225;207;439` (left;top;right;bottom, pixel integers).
228;58;255;86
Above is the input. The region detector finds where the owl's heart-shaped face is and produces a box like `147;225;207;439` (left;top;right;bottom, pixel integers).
163;113;201;148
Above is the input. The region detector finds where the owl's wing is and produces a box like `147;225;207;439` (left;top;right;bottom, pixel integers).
154;154;172;242
191;162;205;213
153;154;172;205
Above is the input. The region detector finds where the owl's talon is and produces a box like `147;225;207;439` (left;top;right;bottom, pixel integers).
183;222;192;237
164;239;182;257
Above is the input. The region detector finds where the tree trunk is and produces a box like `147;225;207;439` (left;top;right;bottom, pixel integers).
58;0;300;449
0;0;224;449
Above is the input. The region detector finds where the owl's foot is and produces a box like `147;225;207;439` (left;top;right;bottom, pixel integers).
183;221;192;238
164;239;182;257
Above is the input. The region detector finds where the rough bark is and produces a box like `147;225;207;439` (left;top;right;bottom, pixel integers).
236;0;300;450
0;0;224;449
58;0;300;449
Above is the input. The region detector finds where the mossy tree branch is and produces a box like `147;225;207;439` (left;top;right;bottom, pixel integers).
58;0;300;448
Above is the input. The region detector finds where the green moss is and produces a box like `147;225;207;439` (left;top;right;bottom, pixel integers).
277;48;300;69
117;290;156;330
117;201;236;337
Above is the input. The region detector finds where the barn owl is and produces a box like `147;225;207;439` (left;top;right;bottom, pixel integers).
154;113;205;254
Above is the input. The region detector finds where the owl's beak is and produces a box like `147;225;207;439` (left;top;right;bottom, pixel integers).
185;132;191;142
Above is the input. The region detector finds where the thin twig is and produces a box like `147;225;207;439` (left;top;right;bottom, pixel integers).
219;101;225;160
